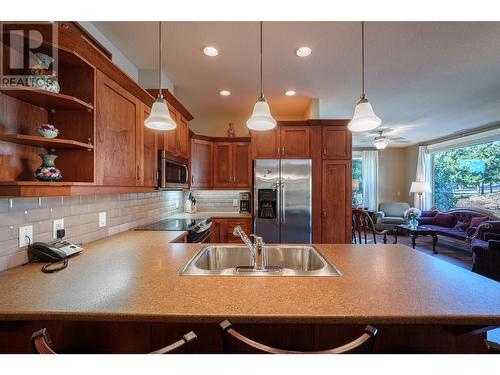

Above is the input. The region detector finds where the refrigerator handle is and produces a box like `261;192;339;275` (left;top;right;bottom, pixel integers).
276;182;281;223
281;183;286;223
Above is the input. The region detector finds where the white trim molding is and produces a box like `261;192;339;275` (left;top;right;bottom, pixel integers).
426;127;500;153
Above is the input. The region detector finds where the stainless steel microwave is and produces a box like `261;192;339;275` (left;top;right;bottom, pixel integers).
158;150;189;190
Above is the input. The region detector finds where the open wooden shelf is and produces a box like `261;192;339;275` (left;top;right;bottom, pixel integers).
0;134;93;150
0;181;156;197
0;88;93;111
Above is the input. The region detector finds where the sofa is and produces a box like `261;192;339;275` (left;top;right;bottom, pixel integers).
375;202;410;231
470;221;500;280
419;207;500;250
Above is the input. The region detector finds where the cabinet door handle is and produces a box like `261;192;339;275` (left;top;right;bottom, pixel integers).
323;147;327;156
191;175;194;184
136;165;141;181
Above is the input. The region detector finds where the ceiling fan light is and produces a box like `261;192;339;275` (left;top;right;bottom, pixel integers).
373;136;390;150
144;98;177;130
348;100;382;132
247;98;277;131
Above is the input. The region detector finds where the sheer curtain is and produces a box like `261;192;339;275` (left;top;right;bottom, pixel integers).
414;146;432;210
362;151;379;211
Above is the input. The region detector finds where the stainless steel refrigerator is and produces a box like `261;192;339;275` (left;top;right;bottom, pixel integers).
254;159;312;244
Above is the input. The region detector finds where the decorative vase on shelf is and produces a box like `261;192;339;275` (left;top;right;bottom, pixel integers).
35;153;62;182
37;124;59;138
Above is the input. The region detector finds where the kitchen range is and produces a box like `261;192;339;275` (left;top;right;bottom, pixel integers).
136;217;212;243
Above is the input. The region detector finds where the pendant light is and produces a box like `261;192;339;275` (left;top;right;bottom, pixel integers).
246;21;276;131
144;22;177;131
348;22;382;133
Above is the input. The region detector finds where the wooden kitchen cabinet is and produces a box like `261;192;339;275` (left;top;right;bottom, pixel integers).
210;217;253;243
190;138;213;188
213;142;233;187
210;218;224;242
96;71;141;186
322;124;352;159
223;218;252;243
250;127;280;159
213;141;251;188
250;125;310;159
280;126;310;158
163;108;178;155
161;109;190;161
321;160;352;244
232;142;252;187
140;104;158;187
177;115;190;160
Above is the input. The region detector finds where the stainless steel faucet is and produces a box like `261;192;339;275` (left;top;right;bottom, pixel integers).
232;225;266;270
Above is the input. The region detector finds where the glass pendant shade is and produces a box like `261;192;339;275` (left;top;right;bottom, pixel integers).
247;99;277;131
348;99;382;132
373;135;390;150
144;98;177;130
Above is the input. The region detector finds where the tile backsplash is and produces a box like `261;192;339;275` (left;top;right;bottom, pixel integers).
185;190;250;212
0;191;183;272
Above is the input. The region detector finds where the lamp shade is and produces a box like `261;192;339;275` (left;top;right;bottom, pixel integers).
246;99;277;131
348;100;382;132
410;181;431;193
144;99;177;131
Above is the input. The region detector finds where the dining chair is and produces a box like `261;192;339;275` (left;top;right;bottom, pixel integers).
219;320;377;354
352;208;389;244
31;328;197;354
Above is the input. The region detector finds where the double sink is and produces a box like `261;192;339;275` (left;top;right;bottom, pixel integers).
180;245;341;277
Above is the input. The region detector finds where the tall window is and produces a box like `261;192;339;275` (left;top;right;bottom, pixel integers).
433;140;500;214
352;156;363;207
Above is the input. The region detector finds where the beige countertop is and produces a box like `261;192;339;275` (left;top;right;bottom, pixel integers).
0;230;499;325
168;211;252;219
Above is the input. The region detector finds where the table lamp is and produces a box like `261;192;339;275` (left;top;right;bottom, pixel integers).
410;181;431;210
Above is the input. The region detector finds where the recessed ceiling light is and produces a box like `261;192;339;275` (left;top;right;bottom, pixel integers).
284;90;296;96
219;90;231;96
296;46;311;57
203;46;219;57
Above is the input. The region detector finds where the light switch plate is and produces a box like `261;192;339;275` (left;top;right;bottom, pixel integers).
53;219;64;239
175;201;179;209
233;199;238;207
99;212;106;227
19;225;33;247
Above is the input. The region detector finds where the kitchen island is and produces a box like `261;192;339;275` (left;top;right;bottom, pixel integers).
0;230;499;353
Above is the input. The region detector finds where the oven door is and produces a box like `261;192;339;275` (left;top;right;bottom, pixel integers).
188;229;212;243
159;151;189;189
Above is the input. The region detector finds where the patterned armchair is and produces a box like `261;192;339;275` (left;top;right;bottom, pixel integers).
375;202;410;231
470;221;500;280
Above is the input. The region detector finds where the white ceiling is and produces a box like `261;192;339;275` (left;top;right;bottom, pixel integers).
93;21;500;146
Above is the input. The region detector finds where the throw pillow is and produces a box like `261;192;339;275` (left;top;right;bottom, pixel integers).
433;212;455;228
469;216;488;228
454;220;470;231
421;210;438;217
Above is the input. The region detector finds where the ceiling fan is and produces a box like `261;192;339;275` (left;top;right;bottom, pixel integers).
356;127;410;150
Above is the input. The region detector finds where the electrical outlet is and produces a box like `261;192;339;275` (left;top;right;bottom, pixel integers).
53;219;64;239
233;199;239;207
19;225;33;247
99;212;106;227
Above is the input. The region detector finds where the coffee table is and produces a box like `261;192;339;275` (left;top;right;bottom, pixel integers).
393;224;439;254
